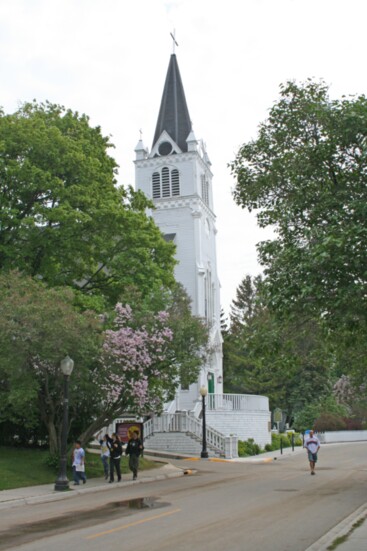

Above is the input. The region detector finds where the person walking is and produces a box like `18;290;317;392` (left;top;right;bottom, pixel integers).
98;433;110;480
106;433;123;483
125;430;143;480
72;440;86;485
304;429;321;475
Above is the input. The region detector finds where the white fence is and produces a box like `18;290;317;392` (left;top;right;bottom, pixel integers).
317;430;367;444
206;393;269;412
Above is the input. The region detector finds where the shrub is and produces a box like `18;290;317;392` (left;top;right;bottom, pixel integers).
314;413;347;431
293;395;349;432
238;438;262;457
344;418;363;430
264;432;302;451
42;453;60;471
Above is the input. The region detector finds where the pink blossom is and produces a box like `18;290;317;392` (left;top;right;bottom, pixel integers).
100;303;174;413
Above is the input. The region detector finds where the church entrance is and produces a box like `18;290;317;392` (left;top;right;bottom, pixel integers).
208;373;215;394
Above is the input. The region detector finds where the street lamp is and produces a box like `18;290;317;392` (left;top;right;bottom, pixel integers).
200;386;208;459
54;355;74;491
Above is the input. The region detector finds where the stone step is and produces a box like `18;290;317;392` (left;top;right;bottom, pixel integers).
144;431;221;457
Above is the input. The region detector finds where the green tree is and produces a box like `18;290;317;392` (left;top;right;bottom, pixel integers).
0;272;101;454
0;101;176;306
230;275;263;331
223;275;331;421
230;80;367;333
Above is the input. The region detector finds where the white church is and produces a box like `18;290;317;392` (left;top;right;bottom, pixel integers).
116;52;271;458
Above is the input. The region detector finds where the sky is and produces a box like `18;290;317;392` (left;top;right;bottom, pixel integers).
1;0;367;316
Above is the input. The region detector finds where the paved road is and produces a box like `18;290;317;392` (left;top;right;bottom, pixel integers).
1;443;366;551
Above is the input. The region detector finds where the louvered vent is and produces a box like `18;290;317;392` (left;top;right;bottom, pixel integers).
152;172;161;198
171;169;180;196
152;167;180;199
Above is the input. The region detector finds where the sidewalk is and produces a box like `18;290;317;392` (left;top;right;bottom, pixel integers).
231;445;306;463
0;461;184;511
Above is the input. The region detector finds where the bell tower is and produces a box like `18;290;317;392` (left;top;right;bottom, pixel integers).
134;53;223;411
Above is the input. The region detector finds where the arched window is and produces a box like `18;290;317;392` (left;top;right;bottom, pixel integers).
152;167;180;199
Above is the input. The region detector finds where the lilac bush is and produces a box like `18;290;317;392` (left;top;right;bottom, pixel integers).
101;303;173;413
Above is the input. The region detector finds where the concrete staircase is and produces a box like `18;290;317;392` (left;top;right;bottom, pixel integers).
144;431;220;457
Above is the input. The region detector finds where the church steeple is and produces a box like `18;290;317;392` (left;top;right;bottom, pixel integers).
135;49;224;408
152;54;192;153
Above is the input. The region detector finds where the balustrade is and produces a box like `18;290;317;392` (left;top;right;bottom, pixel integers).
143;411;236;455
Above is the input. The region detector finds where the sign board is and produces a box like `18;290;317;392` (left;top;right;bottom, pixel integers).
274;408;282;423
116;422;143;444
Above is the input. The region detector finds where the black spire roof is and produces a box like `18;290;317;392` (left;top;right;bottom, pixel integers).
152;54;192;153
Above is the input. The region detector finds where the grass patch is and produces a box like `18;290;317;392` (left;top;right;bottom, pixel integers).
327;535;348;550
0;447;160;491
327;515;367;550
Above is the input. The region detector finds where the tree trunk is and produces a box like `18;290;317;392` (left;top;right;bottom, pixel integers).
47;421;59;455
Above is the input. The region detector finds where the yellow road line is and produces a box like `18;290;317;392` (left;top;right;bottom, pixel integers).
86;508;181;540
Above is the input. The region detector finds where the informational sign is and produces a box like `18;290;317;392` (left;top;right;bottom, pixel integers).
274;408;282;423
115;421;143;444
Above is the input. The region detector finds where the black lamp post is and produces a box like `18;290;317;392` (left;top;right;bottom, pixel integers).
54;356;74;491
200;386;209;459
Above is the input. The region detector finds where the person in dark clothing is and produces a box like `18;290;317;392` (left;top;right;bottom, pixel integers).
106;433;123;483
125;430;143;480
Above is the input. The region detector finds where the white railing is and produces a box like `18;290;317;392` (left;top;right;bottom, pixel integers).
206;393;269;411
143;412;234;456
164;399;177;414
192;400;202;418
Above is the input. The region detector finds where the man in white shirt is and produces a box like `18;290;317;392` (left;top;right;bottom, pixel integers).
304;430;321;475
72;440;86;485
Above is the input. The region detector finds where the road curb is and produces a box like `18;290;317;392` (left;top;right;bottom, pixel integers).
304;503;367;551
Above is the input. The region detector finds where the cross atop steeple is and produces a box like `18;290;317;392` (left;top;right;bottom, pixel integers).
170;30;178;54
